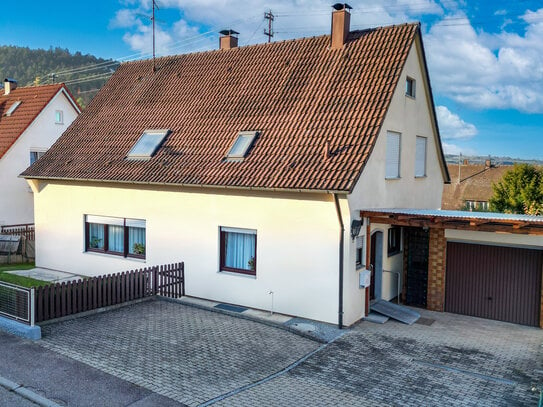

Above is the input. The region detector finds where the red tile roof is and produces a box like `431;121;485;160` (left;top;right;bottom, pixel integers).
442;164;512;209
23;24;438;192
0;84;71;159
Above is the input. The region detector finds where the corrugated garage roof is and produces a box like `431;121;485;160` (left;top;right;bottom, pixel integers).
362;208;543;223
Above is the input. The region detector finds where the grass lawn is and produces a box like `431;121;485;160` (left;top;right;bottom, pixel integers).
0;263;49;287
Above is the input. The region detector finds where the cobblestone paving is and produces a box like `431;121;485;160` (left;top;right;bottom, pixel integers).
217;309;543;406
38;300;318;406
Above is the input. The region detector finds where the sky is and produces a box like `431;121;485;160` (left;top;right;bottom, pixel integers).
1;0;542;160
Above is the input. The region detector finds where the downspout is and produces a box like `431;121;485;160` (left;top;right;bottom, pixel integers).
333;194;344;329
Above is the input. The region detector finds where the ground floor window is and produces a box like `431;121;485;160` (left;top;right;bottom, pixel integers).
220;227;256;275
85;215;146;259
355;235;365;269
388;226;402;256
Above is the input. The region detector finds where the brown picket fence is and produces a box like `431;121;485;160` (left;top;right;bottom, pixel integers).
34;262;184;323
1;223;35;241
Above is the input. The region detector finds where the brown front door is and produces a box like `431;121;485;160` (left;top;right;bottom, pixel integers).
445;242;542;327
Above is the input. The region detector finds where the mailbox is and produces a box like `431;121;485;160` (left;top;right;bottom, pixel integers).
359;269;371;288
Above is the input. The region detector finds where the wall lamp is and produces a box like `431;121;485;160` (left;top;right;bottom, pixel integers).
350;219;362;240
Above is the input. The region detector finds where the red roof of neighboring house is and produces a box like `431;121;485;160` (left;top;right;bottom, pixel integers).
442;164;512;210
0;83;73;159
23;24;446;192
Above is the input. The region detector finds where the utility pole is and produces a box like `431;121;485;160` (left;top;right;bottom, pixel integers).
264;10;274;43
152;0;159;72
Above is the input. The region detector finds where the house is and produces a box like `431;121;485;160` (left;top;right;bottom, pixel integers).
23;4;451;327
442;160;512;211
0;79;80;225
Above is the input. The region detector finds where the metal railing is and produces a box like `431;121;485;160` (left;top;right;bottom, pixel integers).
0;282;35;326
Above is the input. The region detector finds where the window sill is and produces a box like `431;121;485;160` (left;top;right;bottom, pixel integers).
83;250;147;262
405;94;416;99
415;175;427;179
218;270;256;279
385;177;401;180
356;264;365;271
387;250;402;258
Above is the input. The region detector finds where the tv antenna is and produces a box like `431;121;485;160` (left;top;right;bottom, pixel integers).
138;0;161;72
264;10;274;43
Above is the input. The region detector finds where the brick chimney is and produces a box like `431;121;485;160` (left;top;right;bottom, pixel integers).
219;29;239;50
331;3;352;49
4;78;17;95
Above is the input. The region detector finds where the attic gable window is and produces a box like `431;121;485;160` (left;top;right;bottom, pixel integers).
5;101;22;116
406;77;416;98
127;129;170;160
226;131;259;161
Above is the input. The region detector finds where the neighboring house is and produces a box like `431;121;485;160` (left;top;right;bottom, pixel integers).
0;79;80;225
23;5;451;326
442;161;512;211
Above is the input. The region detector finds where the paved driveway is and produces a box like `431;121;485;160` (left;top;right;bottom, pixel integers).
38;300;542;406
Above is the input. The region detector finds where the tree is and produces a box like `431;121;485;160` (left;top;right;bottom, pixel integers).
489;164;543;214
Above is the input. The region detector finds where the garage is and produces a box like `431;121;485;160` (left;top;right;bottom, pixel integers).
361;208;543;328
445;242;542;327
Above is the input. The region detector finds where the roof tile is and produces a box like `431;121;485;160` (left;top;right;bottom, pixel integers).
23;24;419;192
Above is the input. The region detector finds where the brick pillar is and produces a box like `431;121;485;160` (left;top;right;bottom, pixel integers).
427;228;446;311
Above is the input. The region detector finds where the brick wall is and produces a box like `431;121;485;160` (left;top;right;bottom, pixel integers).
427;228;446;311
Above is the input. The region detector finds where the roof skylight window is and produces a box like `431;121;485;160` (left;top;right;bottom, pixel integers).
127;129;170;160
5;101;21;116
226;131;259;160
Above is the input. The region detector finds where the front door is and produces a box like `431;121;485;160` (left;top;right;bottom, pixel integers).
370;231;383;300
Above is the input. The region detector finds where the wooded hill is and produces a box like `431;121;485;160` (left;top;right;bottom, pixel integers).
0;45;119;108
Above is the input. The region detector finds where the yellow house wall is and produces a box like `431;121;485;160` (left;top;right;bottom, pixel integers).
33;181;342;324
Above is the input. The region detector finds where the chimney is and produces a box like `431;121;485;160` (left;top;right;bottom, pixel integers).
219;29;239;50
331;3;352;49
4;78;17;95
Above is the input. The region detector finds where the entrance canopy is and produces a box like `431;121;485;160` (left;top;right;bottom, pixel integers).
360;209;543;236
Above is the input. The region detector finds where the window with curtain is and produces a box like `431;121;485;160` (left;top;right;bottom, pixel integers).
220;227;257;275
386;131;401;179
85;215;146;259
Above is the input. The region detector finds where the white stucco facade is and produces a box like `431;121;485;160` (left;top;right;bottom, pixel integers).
342;37;448;324
0;89;79;225
33;181;343;324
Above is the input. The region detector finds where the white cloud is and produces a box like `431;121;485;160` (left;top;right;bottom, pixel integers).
436;105;478;140
111;1;443;56
441;142;477;156
425;8;543;113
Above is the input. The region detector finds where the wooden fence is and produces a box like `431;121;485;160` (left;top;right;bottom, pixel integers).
34;262;184;323
1;223;35;241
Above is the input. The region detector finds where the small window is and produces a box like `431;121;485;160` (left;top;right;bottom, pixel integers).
5;101;21;116
385;131;401;179
355;235;365;269
226;131;259;160
406;77;416;98
388;227;401;256
30;150;46;165
127;129;170;160
220;226;257;275
415;136;427;177
55;110;64;124
85;215;146;259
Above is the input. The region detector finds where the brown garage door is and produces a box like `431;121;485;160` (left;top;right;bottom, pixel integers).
445;242;542;326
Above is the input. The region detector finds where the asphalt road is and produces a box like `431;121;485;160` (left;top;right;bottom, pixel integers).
0;331;184;407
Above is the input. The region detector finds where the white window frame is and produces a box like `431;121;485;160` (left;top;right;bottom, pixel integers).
127;129;170;160
385;131;401;179
55;110;64;124
226;131;259;161
5;101;22;116
415;136;427;178
355;235;365;270
29;149;46;165
406;77;416;98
